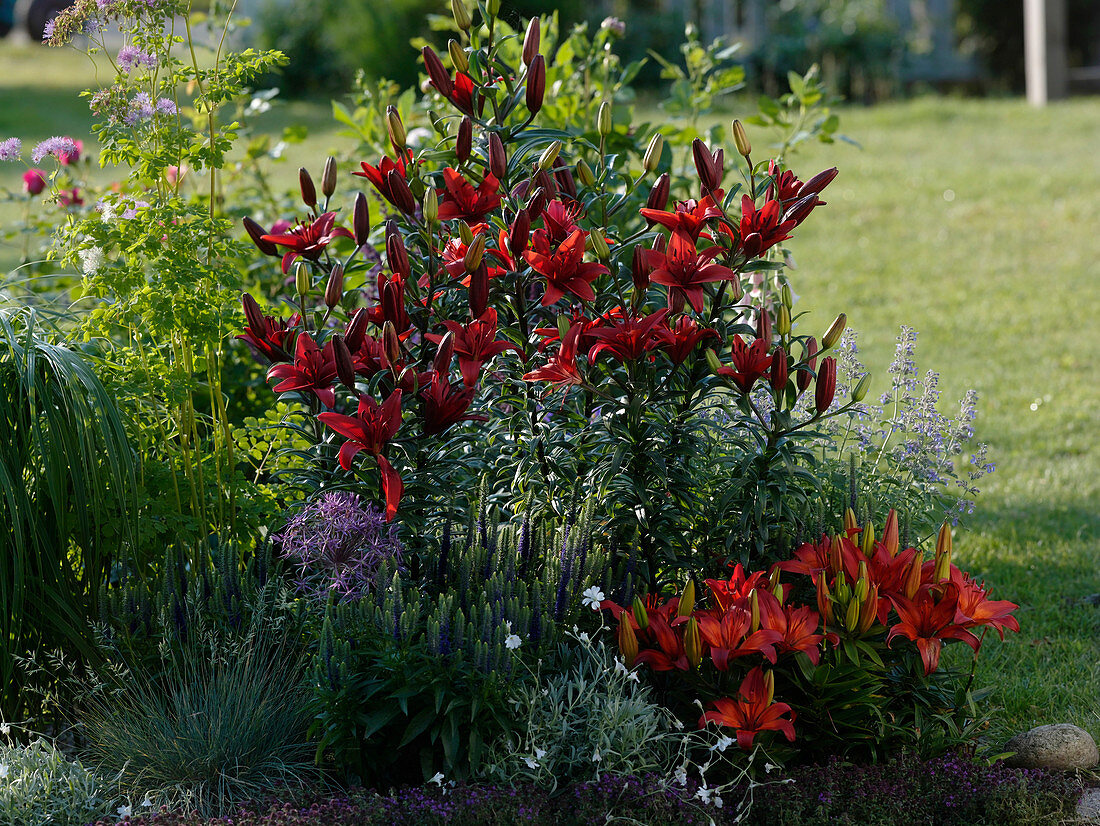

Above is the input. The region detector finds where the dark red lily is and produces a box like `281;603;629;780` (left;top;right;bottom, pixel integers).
887;582;981;675
699;667;796;751
437;168;503;223
706;563;771;612
738;195;796;259
266;333;339;408
539;198;585;244
426;308;521;388
643;229;735;313
653;315;719;365
365;273;412;338
353;151;416;210
716;336;773;394
586;308;668;363
317;389;404;520
522;323;585;390
262;212;354;274
238;293;297;363
639;195;723;241
419;370;484;435
523;229;608;306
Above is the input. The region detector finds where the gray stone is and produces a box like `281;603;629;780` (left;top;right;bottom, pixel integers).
1078;788;1100;823
1004;723;1099;771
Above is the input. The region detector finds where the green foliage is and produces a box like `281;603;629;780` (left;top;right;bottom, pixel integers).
649;23;746;133
0;732;117;826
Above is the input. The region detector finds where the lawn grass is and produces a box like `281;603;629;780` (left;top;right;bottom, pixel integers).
2;38;1098;754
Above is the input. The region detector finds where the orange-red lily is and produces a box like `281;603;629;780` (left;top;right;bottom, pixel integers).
699;667;796;751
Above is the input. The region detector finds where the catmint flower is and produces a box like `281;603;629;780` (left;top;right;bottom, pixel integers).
117;45;157;72
42;19;56;41
125;92;155;124
581;585;605;610
505;633;522;650
0;138;21;161
31;136;78;164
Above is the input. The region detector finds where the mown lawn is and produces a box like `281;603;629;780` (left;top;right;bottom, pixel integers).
2;39;1098;751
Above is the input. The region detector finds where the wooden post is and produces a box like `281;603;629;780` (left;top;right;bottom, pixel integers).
1025;0;1067;105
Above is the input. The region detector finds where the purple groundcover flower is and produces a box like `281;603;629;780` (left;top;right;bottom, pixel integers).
31;136;78;164
275;491;403;602
0;138;21;161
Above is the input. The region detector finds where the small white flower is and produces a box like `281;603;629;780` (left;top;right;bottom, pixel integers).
581;586;605;610
505;633;522;650
79;246;104;275
695;784;713;804
270;140;287;159
713;735;734;753
429;772;445;786
117;804;132;817
577;631;590;643
523;755;540;769
672;718;684;729
591;749;601;763
713;795;724;809
673;765;688;786
534;747;546;760
0;764;9;779
613;659;640;682
764;762;779;774
141;797;154;807
0;723;9;736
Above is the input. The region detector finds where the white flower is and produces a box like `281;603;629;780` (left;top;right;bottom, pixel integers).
505;633;522;650
695;784;713;804
0;764;9;779
614;659;640;682
673;765;688;786
534;747;546;760
713;735;734;753
764;762;779;774
429;772;445;786
713;795;724;809
79;246;104;275
0;723;9;736
523;755;540;769
581;586;605;610
591;749;601;762
117;805;132;817
141;797;154;807
577;631;590;644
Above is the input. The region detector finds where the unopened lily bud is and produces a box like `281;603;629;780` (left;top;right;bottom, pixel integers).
799;166;839;198
731;119;751;158
434;330;455;373
684;617;703;669
488;132;507;179
691;138;719;191
463;233;486;272
243;217;278;256
882;509;899;558
353;192;370;246
784;193;820;226
385;222;409;275
677;579;696;618
298;167;317;208
750;589;760;633
345;308;369;351
763;670;775;705
422;46;453;98
555;315;571;345
526;54;546;115
553;159;577;198
597;101;612;137
816;576;831;622
451;0;471;31
851;373;871;403
643;132;664;173
903;553;923;600
934;522;952;581
448;39;468;73
537;140;562;171
533;167;557;198
834;579;851;604
770;346;788;394
527;185;548;218
822;312;847;350
386;170;417;214
705;348;722;375
618;611;639;667
386;105;406;151
828;535;843;577
321;156;337;198
632;595;649;630
631;245;650;292
646;172;670;213
858;585;878;634
772;579;785;602
457;221;474;245
575;158;595;187
294;262;311;297
332;335;357;389
423;187;438;224
589;232;609;262
509;208;531;255
756;307;772;344
815;356;837;413
522;17;540;66
324;264;344;308
382;320;402;365
456;116;472;163
855;561;869;601
468;263;489;318
844;507;859;536
844;597;861;633
796;336;818;393
777;304;791;336
861;521;876;558
487;0;500;17
781;283;793;309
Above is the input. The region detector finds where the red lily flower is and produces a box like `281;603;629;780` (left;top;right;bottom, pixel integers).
539;198;585;244
716;336;774;394
353;150;416;209
705;563;770;612
365;273;413;338
426;308;522;388
266;333;338;408
766;160;804;202
950;570;1020;638
523;228;608;306
887;582;981;674
419;370;484;435
696;605;782;670
699;667;796;751
522;322;585;390
317;390;404;521
758;592;828;666
238;293;298;363
349;334;391;378
652;315;719;365
437;168;503;223
586;308;669;363
532;309;617;353
262;212;354;274
639;195;723;240
738;195;796;259
437;71;481;116
437;227;508;287
643;230;736;313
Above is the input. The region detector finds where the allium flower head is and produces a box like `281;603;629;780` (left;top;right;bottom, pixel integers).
31;136;79;164
276;491;403;602
0;138;21;162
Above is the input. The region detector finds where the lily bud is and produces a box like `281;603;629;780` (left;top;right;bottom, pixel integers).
299;167;317;209
386;224;411;278
631;245;650;292
589;231;609;262
533;167;557;198
487;0;500;17
448;39;469;73
332;335;357;389
423;187;438;224
781;283;793;309
294;262;311;297
618;611;639;667
677;579;696;618
522;17;540;66
903;553;923;600
828;535;843;577
537;140;562;171
646;172;670;213
575;158;595;187
772;579;785;603
242;293;266;335
386;105;406;151
632;596;649;630
684;617;703;670
731;119;751;158
705;348;722;375
553;159;577;198
468;263;489;318
844;507;859;536
450;0;471;31
382;320;401;365
861;521;876;557
526;54;546;115
822;313;847;350
855;561;869;602
353;192;370;246
834;579;851;604
799;166;839;198
345;308;369;351
816;576;832;622
386;169;417;214
324;264;344;308
858;584;878;634
456;116;472;163
770;346;788;394
243;217;277;256
851;373;871;403
527;185;548;218
556;315;571;342
321;156;337;199
422;45;453;98
815;356;837;413
934;522;953;581
509;209;531;255
457;220;474;246
463;233;486;272
691;138;719;191
844;597;861;633
776;304;791;337
763;670;775;705
796;336;818;393
597;101;612;137
643;132;664;173
750;589;760;633
434;330;455;374
784;193;820;226
756;307;772;344
882;510;900;558
488;132;507;179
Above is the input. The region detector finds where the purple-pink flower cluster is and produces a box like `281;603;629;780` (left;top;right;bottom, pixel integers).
0;138;21;161
117;44;157;72
31;136;78;164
